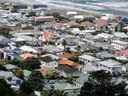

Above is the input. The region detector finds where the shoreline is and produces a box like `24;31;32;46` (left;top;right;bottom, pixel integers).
47;1;128;17
47;3;126;17
48;5;102;17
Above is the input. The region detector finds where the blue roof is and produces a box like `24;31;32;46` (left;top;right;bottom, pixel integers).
12;48;21;54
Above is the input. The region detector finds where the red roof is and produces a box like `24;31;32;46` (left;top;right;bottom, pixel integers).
97;19;108;27
114;49;128;57
42;32;54;42
20;53;34;60
34;16;54;21
59;52;80;59
59;58;80;68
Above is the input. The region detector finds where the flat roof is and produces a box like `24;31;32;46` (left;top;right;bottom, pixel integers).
98;59;121;67
112;40;128;45
79;54;96;61
113;32;128;38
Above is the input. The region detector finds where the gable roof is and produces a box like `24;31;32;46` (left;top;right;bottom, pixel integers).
59;58;80;68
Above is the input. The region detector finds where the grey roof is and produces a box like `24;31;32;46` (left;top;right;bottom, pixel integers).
3;64;18;70
0;71;14;78
47;80;81;90
0;36;9;45
79;54;97;61
96;51;114;59
98;59;121;68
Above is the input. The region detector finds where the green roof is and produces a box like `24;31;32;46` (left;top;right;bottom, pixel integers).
23;70;32;77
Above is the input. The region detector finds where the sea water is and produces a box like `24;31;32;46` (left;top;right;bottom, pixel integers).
4;0;128;16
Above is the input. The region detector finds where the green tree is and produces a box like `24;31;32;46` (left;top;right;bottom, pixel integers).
65;47;71;53
79;82;95;96
0;27;11;38
76;45;81;53
20;80;36;96
27;11;36;17
52;90;68;96
40;56;52;63
52;12;68;21
89;70;112;83
41;89;49;96
62;39;67;51
22;58;41;70
79;70;128;96
0;64;7;71
114;81;128;96
29;71;44;91
9;58;41;71
19;77;43;96
41;89;67;96
115;22;125;32
52;12;60;18
0;79;17;96
20;71;44;95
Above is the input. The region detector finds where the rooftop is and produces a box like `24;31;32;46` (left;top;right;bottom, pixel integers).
98;59;121;68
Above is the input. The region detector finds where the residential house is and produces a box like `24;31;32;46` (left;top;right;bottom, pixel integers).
79;54;99;64
3;64;18;70
96;51;114;59
114;49;128;57
113;32;128;39
111;40;128;50
0;71;14;79
96;59;125;74
94;33;113;42
6;76;23;91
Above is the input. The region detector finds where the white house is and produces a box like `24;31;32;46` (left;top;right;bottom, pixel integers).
94;33;113;41
97;59;124;73
3;64;18;70
74;15;84;20
111;40;128;50
0;71;14;79
79;54;99;64
113;32;128;39
6;76;23;91
71;28;81;35
96;51;114;59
